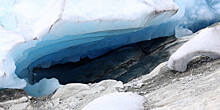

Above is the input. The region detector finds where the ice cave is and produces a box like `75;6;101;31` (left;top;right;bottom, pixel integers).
0;0;220;98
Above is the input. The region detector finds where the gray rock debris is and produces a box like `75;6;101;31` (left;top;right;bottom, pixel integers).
125;56;220;110
0;80;123;110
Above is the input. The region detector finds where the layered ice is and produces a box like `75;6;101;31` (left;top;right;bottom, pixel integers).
168;23;220;72
0;0;219;97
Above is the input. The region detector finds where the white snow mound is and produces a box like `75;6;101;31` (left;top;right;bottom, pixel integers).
168;22;220;72
82;92;146;110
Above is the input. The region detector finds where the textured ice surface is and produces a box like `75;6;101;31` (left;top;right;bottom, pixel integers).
173;0;220;38
0;0;219;97
168;23;220;72
82;92;146;110
0;0;178;40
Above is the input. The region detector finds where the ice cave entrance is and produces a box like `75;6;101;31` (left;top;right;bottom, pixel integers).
33;56;97;84
23;35;175;86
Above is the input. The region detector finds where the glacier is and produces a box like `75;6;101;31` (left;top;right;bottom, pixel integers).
0;0;179;96
0;0;219;97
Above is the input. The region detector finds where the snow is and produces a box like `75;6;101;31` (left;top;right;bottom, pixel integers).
82;92;146;110
0;26;26;88
168;23;220;72
0;0;178;40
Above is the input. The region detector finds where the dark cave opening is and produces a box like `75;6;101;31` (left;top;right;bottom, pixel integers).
32;36;177;85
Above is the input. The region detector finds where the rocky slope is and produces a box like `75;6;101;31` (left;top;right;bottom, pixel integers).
126;57;220;110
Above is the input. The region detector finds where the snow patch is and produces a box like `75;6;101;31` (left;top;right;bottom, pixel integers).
168;23;220;72
82;92;146;110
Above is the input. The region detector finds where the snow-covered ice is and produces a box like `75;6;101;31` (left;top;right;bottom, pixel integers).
168;23;220;72
0;0;178;40
82;92;146;110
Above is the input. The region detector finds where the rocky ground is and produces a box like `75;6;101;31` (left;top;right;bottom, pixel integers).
126;57;220;110
1;33;220;110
